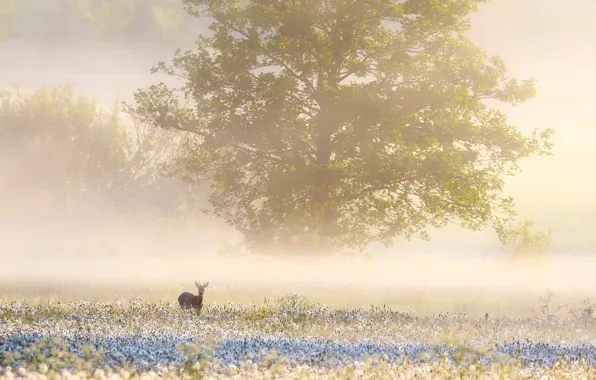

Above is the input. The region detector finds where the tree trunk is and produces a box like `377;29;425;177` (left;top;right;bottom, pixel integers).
312;85;339;251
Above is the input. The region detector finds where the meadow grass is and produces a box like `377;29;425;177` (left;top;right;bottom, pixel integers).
0;279;587;318
1;282;596;379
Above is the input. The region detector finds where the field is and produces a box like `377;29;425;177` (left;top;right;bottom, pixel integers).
2;0;596;377
2;276;596;379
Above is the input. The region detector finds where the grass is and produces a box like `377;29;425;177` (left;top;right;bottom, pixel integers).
0;279;587;318
1;286;596;379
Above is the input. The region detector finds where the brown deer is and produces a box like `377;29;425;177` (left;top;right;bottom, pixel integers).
178;281;209;312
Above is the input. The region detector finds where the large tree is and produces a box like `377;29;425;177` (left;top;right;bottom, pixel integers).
130;0;554;256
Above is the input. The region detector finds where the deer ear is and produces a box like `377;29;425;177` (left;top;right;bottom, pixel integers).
203;281;209;288
195;281;200;288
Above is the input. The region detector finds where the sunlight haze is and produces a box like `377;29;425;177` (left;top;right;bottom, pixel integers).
0;0;594;315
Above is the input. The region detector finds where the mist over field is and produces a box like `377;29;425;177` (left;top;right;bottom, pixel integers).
1;0;595;313
5;1;596;378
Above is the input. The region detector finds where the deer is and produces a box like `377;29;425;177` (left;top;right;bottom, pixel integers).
178;281;209;313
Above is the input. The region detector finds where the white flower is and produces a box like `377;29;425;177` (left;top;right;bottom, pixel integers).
38;363;49;374
93;368;106;380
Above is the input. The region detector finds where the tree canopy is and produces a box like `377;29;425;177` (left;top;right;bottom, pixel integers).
130;0;554;256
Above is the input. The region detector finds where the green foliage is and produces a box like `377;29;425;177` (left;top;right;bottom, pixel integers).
152;0;188;39
0;0;16;39
75;0;137;41
7;0;71;41
0;84;128;208
130;0;555;256
217;240;251;257
0;83;195;218
496;218;554;258
0;0;196;45
178;342;214;379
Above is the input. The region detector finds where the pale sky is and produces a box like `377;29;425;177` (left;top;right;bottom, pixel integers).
466;0;596;249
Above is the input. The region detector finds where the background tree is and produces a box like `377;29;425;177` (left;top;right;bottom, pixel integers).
151;0;188;43
130;0;554;256
0;0;16;40
1;0;197;46
0;84;129;214
496;219;554;258
75;0;137;43
114;113;205;217
0;84;198;220
6;0;61;41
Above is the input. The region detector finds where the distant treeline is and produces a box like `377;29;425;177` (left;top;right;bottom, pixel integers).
0;84;207;222
0;0;201;46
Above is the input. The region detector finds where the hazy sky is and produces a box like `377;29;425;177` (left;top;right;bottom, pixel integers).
467;0;596;246
1;0;595;254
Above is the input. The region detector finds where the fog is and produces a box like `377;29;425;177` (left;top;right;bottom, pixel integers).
1;0;595;313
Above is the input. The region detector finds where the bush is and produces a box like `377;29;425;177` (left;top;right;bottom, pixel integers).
0;83;198;221
495;219;554;258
